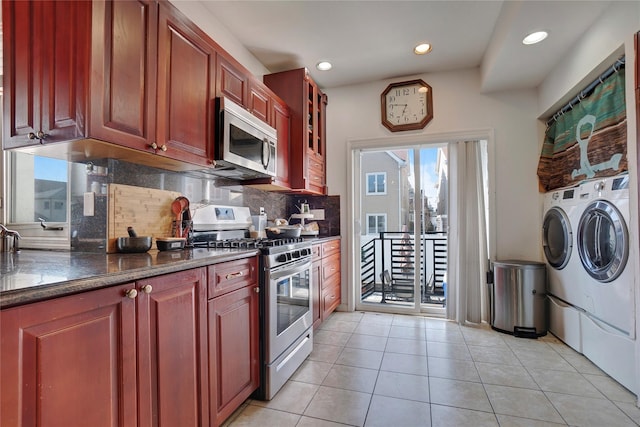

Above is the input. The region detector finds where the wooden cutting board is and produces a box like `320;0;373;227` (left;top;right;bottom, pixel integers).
107;184;183;253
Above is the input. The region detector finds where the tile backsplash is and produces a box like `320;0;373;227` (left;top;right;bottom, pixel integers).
70;159;339;251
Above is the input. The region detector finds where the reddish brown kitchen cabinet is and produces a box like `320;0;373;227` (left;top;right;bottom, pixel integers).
1;283;137;427
90;0;158;152
264;68;328;195
94;0;217;166
271;98;292;189
2;0;90;148
217;55;248;107
0;268;208;427
310;239;341;326
311;243;323;328
137;268;209;427
208;256;260;427
320;239;341;319
156;1;217;166
248;77;271;123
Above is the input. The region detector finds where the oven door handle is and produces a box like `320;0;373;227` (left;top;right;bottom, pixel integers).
269;260;312;280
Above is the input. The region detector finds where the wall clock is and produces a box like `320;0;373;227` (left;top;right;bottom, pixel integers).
381;79;433;132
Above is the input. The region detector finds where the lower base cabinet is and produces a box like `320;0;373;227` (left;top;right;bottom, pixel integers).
208;257;260;427
0;268;208;427
0;256;262;427
312;238;341;329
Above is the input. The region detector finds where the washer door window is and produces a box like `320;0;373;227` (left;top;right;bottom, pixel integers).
577;200;628;282
542;207;572;269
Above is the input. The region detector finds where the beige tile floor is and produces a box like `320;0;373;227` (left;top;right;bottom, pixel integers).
224;311;640;427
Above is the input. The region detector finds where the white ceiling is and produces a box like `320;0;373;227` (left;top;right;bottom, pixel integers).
201;0;612;92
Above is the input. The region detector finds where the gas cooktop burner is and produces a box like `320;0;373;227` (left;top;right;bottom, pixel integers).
192;236;307;249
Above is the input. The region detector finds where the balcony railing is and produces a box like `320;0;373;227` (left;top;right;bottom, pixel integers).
361;231;447;305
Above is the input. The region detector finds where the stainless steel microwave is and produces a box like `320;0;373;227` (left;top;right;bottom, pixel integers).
214;97;277;179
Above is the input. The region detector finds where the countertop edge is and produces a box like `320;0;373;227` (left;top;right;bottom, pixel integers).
1;249;260;309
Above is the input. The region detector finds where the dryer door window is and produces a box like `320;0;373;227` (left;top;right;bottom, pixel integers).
543;207;572;269
577;200;628;282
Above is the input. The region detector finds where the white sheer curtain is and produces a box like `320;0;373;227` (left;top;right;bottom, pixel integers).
447;140;489;324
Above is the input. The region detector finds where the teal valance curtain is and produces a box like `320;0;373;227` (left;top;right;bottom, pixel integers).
537;67;627;191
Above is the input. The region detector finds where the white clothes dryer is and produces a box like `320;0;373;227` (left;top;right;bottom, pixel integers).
543;185;584;352
542;185;584;305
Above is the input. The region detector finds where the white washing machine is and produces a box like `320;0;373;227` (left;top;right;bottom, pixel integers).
575;174;634;336
574;174;636;394
542;184;584;351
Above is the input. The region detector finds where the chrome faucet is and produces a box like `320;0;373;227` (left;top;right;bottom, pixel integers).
0;224;21;253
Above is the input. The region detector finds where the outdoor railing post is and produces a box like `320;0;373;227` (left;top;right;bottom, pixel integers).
380;232;386;302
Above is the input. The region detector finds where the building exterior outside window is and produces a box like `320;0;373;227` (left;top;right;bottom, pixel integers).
366;172;387;195
366;213;387;234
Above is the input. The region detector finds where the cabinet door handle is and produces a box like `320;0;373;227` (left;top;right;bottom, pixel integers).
226;271;244;280
140;284;153;294
254;287;260;293
36;131;48;140
125;289;138;299
149;142;167;152
28;132;37;140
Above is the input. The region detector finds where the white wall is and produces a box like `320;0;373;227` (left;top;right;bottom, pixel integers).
325;69;540;264
537;2;639;400
168;0;270;78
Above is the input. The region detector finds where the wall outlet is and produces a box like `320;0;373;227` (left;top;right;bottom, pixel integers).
310;209;325;220
83;192;95;216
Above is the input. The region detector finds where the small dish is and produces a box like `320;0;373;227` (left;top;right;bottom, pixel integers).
156;237;186;251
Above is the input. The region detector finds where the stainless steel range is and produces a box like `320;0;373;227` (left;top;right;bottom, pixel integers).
191;205;313;400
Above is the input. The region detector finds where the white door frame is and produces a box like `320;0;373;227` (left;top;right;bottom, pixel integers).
346;129;496;316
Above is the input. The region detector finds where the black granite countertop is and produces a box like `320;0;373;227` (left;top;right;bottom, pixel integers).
1;248;260;309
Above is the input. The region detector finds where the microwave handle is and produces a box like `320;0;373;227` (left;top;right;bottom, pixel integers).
262;138;272;170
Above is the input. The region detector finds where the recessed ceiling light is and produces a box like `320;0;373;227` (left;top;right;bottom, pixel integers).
522;31;548;45
414;43;432;55
316;61;332;71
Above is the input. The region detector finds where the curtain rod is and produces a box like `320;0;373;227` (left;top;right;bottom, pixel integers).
546;56;626;127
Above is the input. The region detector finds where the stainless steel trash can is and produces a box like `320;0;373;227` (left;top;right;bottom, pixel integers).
489;260;547;338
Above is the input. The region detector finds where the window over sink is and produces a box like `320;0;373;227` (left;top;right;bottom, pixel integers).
3;151;71;250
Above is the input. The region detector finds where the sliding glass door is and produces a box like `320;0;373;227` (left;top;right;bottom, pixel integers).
356;145;447;315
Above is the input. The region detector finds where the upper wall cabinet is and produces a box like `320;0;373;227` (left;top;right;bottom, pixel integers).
93;0;217;167
3;0;289;180
3;0;91;148
248;78;270;124
90;0;158;151
217;55;248;107
4;0;216;168
156;2;217;166
264;68;328;195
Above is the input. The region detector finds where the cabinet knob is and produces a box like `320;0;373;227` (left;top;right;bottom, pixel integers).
150;142;168;152
28;132;37;140
254;287;260;293
141;284;153;294
36;131;48;140
125;289;138;299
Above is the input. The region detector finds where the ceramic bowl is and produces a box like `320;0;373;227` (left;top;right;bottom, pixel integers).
116;236;152;253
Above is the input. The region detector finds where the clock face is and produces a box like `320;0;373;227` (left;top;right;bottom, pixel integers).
381;79;433;132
